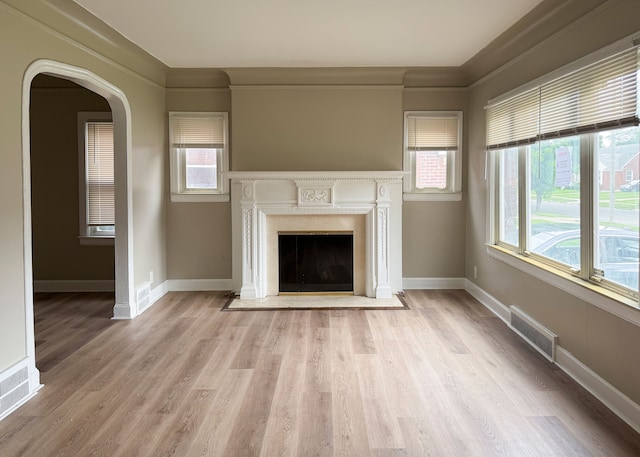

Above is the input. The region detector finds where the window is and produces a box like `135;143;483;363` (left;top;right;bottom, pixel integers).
488;46;639;302
169;112;229;202
403;111;462;201
78;112;114;245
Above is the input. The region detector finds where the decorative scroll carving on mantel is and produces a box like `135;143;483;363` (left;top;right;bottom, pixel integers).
299;187;332;206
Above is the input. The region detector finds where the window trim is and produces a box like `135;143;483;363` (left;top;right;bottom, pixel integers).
403;111;463;202
169;111;229;203
77;112;114;246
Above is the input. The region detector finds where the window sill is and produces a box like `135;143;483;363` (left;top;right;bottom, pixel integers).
403;192;462;202
486;244;640;326
170;193;230;203
79;236;114;246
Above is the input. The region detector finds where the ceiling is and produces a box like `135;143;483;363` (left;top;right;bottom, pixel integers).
71;0;545;68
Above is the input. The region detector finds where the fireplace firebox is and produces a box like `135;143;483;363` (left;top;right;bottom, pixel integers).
278;232;353;293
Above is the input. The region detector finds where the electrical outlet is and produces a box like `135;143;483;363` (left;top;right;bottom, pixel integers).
149;270;154;284
473;266;478;279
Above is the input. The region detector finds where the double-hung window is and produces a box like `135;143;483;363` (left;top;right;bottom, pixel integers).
78;112;114;245
404;111;462;201
169;112;229;202
487;45;639;302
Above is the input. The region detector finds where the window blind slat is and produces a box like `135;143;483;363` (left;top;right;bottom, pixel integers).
407;116;458;149
171;115;225;147
540;49;638;137
486;87;540;149
86;122;114;226
487;47;639;149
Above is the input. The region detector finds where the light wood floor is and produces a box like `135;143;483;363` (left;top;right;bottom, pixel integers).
1;290;640;456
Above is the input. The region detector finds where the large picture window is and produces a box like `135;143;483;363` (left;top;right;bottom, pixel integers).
488;46;639;301
169;112;229;202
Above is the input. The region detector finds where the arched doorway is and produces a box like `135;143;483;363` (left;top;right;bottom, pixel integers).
21;60;136;392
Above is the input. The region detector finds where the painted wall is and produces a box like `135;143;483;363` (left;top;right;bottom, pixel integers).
165;88;233;280
466;0;640;403
231;86;403;171
0;0;166;370
30;77;114;281
402;88;468;278
165;81;466;281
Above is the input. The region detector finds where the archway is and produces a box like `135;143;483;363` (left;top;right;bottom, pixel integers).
22;60;136;391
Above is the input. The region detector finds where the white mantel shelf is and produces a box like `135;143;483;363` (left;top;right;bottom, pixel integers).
229;170;405;300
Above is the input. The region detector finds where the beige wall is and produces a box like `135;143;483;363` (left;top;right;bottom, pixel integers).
165;88;232;280
30;79;114;281
231;86;403;171
0;0;166;370
402;88;468;278
466;0;640;403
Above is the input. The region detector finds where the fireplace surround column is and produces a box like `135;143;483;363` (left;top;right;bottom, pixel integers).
374;181;393;298
239;181;258;299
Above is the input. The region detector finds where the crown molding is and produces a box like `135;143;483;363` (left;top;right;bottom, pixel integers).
462;0;609;84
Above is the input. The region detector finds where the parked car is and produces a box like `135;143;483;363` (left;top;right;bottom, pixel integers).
620;180;640;192
530;228;639;290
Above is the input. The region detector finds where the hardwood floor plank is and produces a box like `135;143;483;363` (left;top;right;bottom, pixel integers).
297;390;333;457
355;354;405;449
330;316;372;456
229;312;276;369
222;354;282;457
259;312;309;457
348;311;377;354
186;369;253;457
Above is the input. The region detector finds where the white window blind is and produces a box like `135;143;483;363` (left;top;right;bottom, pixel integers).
86;122;114;226
407;115;459;150
486;88;540;148
487;47;639;149
171;115;225;148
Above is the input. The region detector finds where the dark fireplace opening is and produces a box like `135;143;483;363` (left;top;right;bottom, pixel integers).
278;232;354;293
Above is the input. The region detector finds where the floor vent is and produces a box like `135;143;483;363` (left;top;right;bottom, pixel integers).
509;306;557;362
136;282;150;314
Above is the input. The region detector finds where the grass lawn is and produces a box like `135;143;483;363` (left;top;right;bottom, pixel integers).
545;189;640;210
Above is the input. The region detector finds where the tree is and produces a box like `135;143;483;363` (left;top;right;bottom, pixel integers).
529;137;580;212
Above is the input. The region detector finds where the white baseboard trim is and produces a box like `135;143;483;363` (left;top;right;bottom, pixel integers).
34;279;115;293
0;359;41;421
403;277;466;290
166;279;233;292
555;346;640;435
464;280;640;435
464;279;510;324
112;302;135;320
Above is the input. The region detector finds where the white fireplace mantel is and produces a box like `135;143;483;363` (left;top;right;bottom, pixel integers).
228;171;405;299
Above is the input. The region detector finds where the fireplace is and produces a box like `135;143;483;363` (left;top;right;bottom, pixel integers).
279;232;354;293
228;171;405;300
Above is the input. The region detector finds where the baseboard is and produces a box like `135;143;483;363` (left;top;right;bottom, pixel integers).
464;279;510;324
0;359;41;421
465;280;640;435
556;347;640;435
34;279;114;293
403;277;466;290
166;279;233;292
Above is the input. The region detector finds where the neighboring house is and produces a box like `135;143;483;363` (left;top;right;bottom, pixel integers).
599;144;640;190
